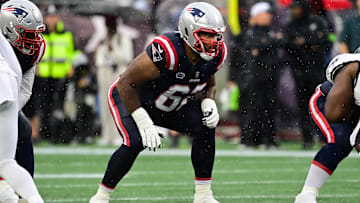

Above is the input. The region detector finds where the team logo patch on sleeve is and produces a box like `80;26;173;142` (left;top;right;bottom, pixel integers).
152;43;163;62
186;7;205;22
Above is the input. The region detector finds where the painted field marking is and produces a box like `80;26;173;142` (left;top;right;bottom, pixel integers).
44;193;360;202
34;147;360;158
37;178;360;189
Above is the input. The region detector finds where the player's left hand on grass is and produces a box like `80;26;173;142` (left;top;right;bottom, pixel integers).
201;98;219;129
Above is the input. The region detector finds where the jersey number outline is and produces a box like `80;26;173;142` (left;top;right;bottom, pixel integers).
155;83;207;112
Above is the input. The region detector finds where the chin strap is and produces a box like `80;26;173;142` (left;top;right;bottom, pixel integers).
200;52;214;61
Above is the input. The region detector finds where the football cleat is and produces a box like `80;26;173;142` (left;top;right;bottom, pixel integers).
0;180;19;203
89;193;110;203
194;190;219;203
294;191;317;203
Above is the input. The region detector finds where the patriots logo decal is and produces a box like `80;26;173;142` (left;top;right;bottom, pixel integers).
152;43;163;62
3;7;28;23
186;7;205;22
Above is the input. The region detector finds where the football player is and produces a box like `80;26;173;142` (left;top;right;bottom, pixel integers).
0;0;45;202
295;50;360;203
90;2;227;203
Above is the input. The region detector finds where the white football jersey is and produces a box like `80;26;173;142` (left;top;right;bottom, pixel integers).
326;53;360;83
18;40;45;109
326;53;360;106
0;32;22;84
19;66;35;109
0;32;45;109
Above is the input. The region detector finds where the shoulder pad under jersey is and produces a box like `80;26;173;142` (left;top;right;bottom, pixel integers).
326;53;360;83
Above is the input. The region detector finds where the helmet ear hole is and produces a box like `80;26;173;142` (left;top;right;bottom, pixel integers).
185;28;189;37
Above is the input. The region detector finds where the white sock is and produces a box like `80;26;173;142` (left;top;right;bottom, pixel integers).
97;184;113;196
0;159;43;202
302;163;331;194
195;180;212;194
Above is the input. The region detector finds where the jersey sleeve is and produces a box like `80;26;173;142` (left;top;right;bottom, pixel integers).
145;35;178;71
215;42;228;71
19;65;35;109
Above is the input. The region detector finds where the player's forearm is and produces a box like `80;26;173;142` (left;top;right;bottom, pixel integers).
202;85;216;100
325;66;355;122
201;75;217;100
117;79;142;113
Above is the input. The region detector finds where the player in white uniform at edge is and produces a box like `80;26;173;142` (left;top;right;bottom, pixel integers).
0;0;45;202
295;48;360;203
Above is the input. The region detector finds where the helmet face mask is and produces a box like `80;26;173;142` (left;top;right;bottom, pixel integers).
0;0;45;55
178;2;226;61
193;28;224;59
14;24;45;55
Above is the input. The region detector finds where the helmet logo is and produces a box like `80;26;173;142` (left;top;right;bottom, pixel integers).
186;7;205;22
3;7;28;23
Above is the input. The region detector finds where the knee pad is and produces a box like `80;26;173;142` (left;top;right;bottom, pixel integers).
314;143;351;172
18;113;32;140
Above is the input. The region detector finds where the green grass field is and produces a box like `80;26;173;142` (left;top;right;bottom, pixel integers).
32;139;360;203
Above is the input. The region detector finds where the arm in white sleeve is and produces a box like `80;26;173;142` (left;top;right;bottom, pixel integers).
19;66;35;109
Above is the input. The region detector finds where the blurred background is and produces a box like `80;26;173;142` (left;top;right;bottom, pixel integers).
24;0;359;150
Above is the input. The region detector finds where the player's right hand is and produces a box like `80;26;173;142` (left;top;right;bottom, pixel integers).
131;107;161;151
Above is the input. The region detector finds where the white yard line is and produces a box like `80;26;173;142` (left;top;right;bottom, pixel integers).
34;166;360;179
35;169;304;179
34;169;302;179
35;173;103;179
37;179;360;189
44;193;360;202
34;147;360;158
38;180;303;188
